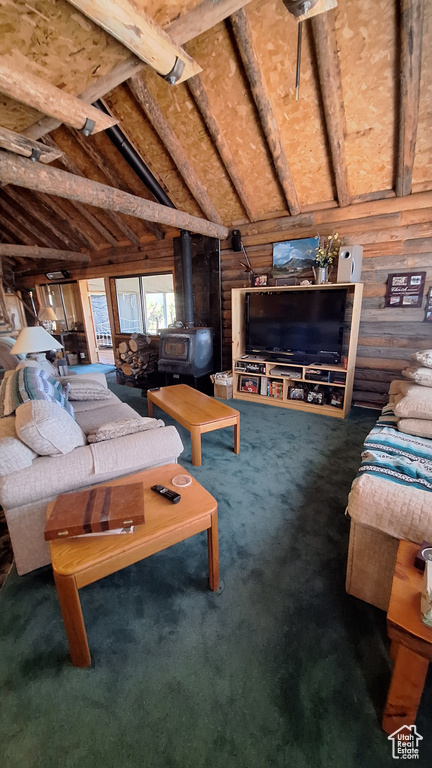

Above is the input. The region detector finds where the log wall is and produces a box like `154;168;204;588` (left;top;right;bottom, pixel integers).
218;195;432;407
17;193;432;407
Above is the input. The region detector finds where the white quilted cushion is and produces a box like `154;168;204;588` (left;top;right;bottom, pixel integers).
394;385;432;420
398;418;432;439
412;349;432;369
0;415;37;476
15;400;86;456
87;417;164;443
402;367;432;387
348;474;432;544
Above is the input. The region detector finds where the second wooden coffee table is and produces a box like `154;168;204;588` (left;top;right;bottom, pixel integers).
147;384;240;466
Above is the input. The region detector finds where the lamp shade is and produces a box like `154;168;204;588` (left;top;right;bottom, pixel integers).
11;326;63;355
38;306;58;322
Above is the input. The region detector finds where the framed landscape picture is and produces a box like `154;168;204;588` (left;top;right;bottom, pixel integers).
273;237;318;278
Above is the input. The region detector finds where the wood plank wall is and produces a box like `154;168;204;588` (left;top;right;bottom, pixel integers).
18;193;432;407
218;195;432;407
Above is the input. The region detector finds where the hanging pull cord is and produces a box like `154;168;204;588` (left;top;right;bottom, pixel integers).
295;21;303;101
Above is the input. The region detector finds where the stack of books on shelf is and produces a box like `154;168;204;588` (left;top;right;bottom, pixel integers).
260;377;283;398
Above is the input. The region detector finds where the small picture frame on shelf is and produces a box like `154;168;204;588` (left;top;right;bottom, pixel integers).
239;375;259;394
328;390;344;408
254;274;268;286
306;386;325;405
289;385;305;400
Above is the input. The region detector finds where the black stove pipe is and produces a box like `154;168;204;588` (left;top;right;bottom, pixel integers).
181;230;194;328
93;100;175;209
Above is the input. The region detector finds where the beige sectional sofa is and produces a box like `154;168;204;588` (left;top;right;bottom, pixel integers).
0;371;183;575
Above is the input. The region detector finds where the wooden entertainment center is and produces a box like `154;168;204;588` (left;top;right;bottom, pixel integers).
231;283;363;419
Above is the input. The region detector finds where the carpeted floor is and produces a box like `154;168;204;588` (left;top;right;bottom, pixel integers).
1;383;431;767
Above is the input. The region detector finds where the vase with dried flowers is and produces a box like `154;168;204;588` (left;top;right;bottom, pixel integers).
313;233;341;284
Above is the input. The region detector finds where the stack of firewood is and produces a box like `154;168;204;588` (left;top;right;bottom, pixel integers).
114;333;158;382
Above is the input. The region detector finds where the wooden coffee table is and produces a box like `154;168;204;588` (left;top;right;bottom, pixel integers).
147;384;240;466
48;465;219;667
382;540;432;734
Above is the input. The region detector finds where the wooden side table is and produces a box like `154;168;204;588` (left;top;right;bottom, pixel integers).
47;465;219;668
382;540;432;734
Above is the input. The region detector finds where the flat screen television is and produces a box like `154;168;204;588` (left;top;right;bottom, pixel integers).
245;288;347;365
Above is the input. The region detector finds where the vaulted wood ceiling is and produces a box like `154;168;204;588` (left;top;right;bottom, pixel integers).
0;0;431;273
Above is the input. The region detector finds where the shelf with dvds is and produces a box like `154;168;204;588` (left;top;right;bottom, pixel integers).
231;283;362;419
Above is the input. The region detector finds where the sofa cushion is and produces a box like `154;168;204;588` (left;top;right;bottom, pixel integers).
63;376;111;401
0;366;73;417
87;417;164;443
394;385;432;420
71;390;119;415
15;400;86;456
74;401;139;433
412;349;432;369
0;426;184;508
398;418;432;440
0;415;37;476
402;366;432;387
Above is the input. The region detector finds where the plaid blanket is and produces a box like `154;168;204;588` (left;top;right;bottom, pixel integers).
358;404;432;493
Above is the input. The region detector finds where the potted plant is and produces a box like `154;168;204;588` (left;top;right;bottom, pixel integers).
313;233;341;284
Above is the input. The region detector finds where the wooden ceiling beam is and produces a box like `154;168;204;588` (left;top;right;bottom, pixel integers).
0;212;38;247
230;8;301;216
128;74;224;225
0;193;60;249
310;12;351;207
0;245;90;262
32;192;95;251
0;56;117;135
68;127;165;241
0;153;230;240
23;0;256;141
41;136;119;246
0;127;64;164
3;187;79;251
187;73;259;222
66;0;201;83
396;0;425;197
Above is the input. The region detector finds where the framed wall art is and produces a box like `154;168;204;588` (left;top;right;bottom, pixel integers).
385;272;426;308
272;237;318;278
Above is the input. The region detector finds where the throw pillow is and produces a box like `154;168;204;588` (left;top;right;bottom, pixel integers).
0;415;37;476
402;367;432;387
15;359;58;376
15;400;86;456
411;349;432;369
0;366;73;417
394;385;432;420
65;377;111;401
398;418;432;440
87;417;164;443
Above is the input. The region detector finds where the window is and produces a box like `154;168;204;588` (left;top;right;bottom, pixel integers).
115;274;175;335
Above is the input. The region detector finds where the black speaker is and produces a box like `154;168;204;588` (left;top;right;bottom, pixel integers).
232;230;242;252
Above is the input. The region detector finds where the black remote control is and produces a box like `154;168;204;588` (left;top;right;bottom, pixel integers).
151;484;181;504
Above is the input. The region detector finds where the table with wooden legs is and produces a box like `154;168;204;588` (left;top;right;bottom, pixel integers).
48;465;219;668
147;384;240;466
382;541;432;734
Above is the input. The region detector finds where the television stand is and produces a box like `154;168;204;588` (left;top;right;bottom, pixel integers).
231;284;362;419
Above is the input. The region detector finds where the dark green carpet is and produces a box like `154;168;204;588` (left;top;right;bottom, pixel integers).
1;385;431;767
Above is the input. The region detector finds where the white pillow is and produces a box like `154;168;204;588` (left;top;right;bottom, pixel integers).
411;350;432;369
0;415;37;475
87;417;164;443
402;367;432;387
15;400;86;456
394;385;432;420
65;377;111;401
398;418;432;439
16;359;57;376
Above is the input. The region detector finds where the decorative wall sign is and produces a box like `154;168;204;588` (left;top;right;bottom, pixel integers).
425;287;432;323
273;237;318;278
385;272;426;308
